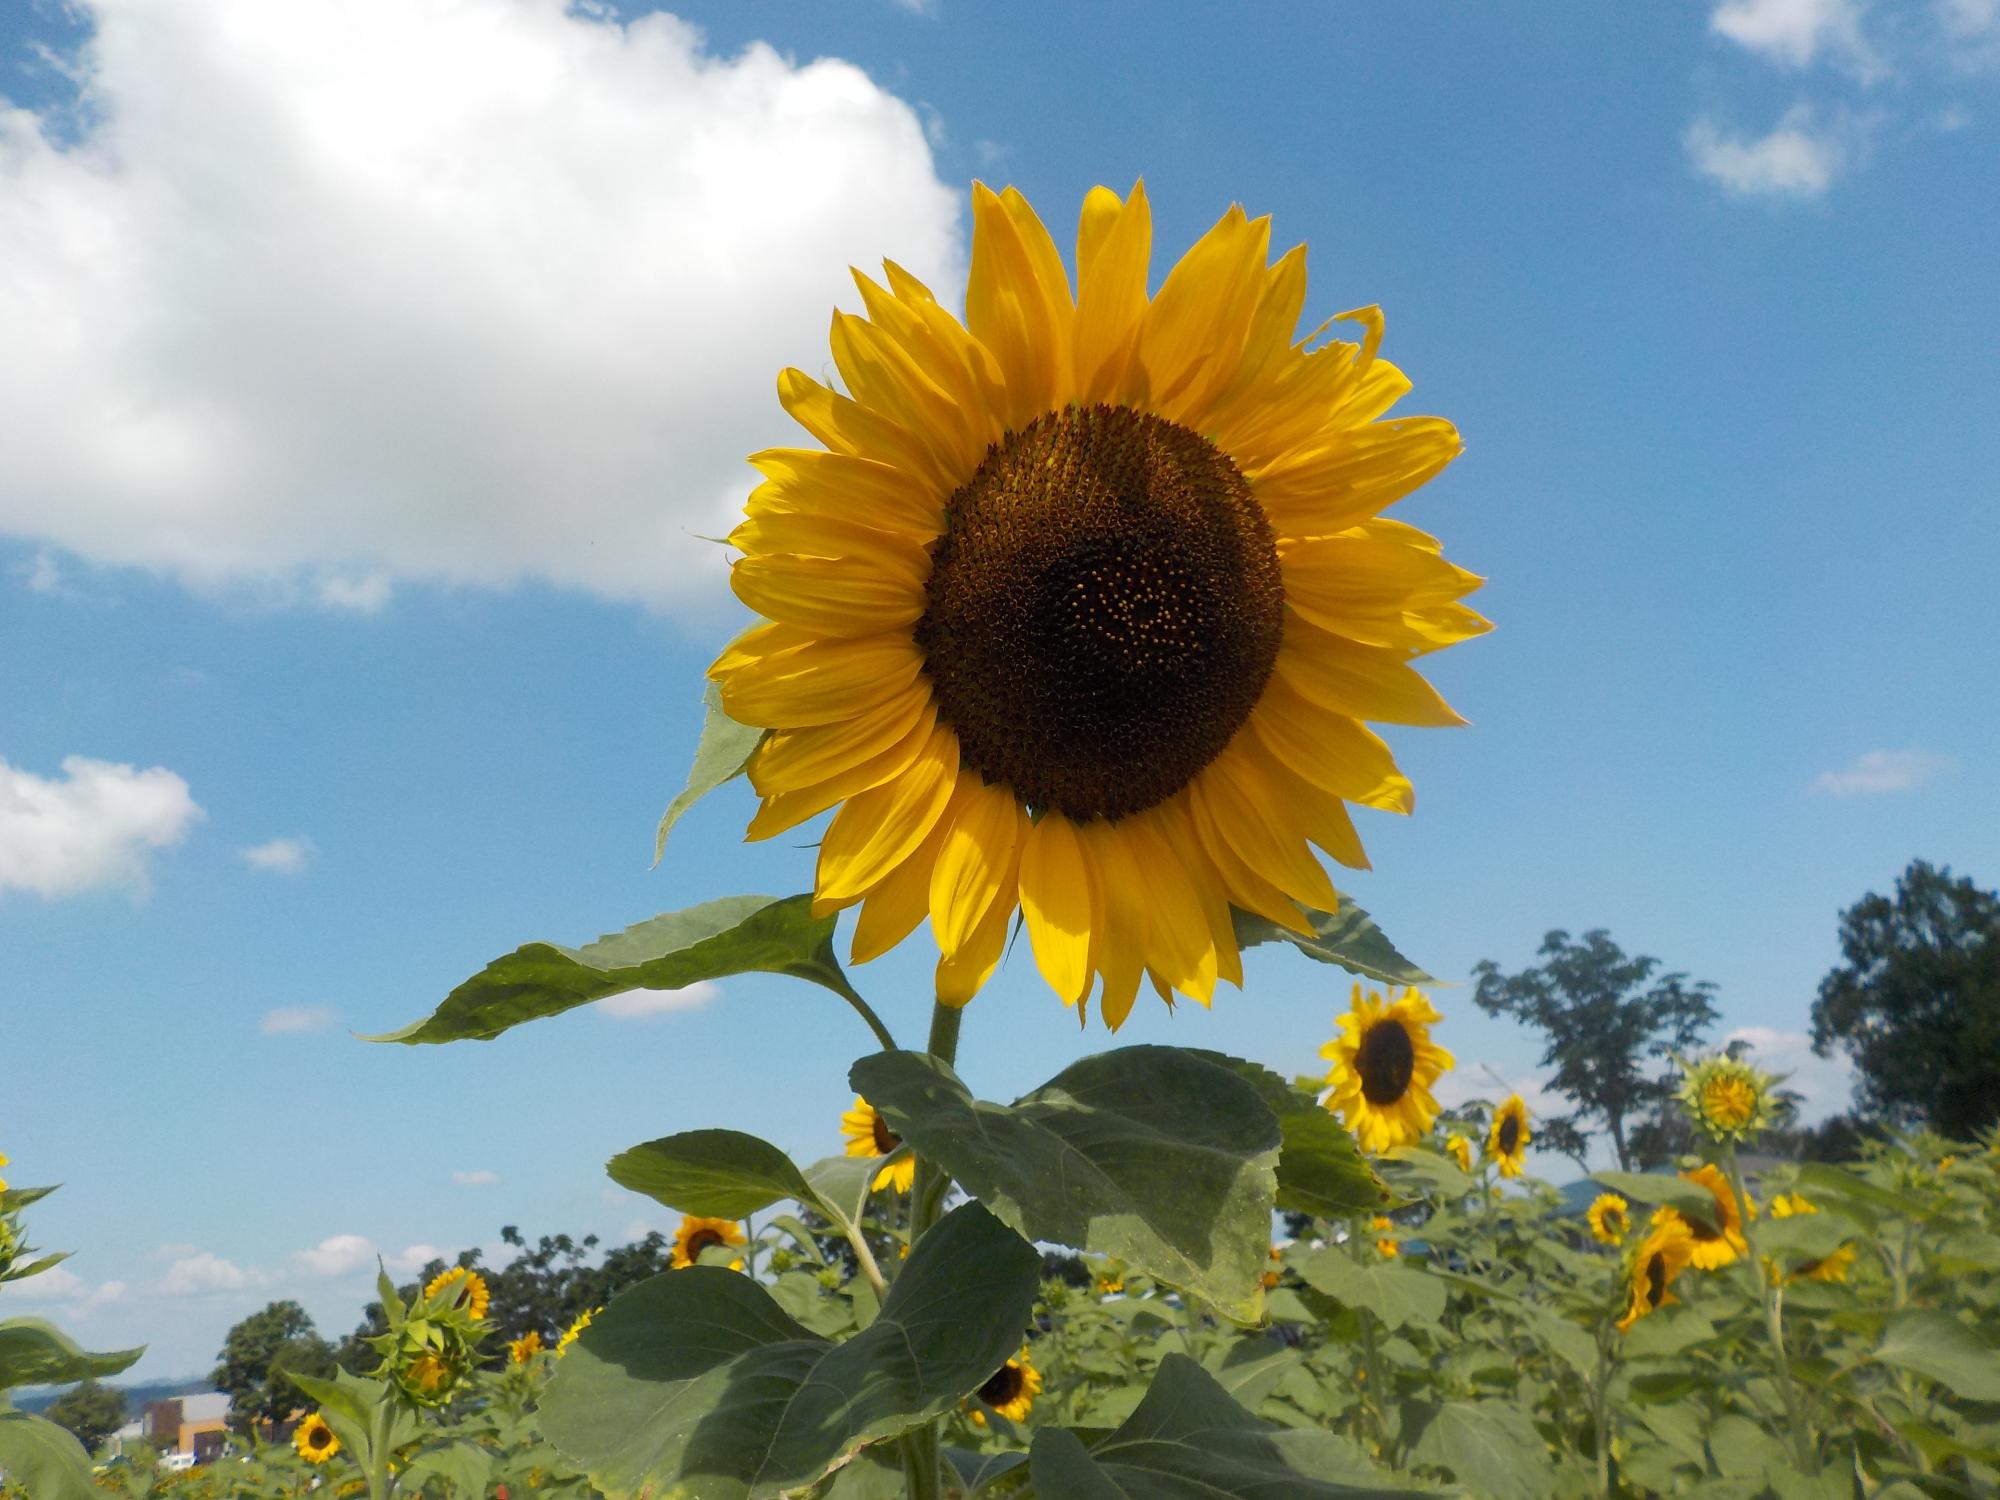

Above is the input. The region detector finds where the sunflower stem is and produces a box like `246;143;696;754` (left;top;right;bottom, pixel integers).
1723;1145;1816;1475
901;1000;963;1500
841;984;901;1053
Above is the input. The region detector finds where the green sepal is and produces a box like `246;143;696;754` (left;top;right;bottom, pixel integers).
654;683;765;865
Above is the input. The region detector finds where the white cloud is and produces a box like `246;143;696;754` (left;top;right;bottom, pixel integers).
0;0;961;612
1711;0;1882;76
452;1170;500;1187
1810;747;1953;796
294;1234;377;1277
1686;106;1849;198
240;835;315;875
0;1265;127;1311
597;979;720;1019
0;755;203;899
19;550;66;595
1725;1025;1856;1119
260;1004;338;1035
386;1244;443;1274
159;1251;257;1296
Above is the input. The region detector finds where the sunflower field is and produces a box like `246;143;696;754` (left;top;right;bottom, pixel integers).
8;183;1998;1500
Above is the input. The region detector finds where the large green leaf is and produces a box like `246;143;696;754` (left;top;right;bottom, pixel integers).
654;683;765;864
1195;1053;1389;1218
1873;1309;2000;1401
1231;898;1431;986
1296;1250;1446;1332
608;1130;815;1220
1024;1355;1415;1498
538;1201;1038;1500
1402;1399;1555;1500
0;1318;142;1388
369;893;863;1044
852;1046;1281;1319
1589;1171;1726;1228
0;1410;98;1500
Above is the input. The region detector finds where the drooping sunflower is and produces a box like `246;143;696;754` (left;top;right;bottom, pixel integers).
1371;1215;1399;1258
710;182;1485;1024
1650;1162;1752;1271
1617;1220;1696;1333
671;1215;747;1270
1487;1095;1531;1177
293;1411;339;1464
1444;1133;1475;1175
507;1330;544;1364
1320;985;1455;1153
1676;1054;1775;1144
556;1306;599;1356
424;1266;490;1322
840;1096;916;1193
1587;1193;1630;1246
973;1345;1042;1423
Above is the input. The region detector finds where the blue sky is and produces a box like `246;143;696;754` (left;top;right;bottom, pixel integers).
2;0;1995;1379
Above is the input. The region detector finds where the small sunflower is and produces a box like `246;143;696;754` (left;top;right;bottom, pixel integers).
1320;985;1455;1153
840;1096;916;1193
1261;1245;1284;1289
1618;1220;1696;1333
1676;1054;1776;1144
424;1266;491;1321
398;1351;453;1400
1487;1095;1531;1177
1444;1133;1475;1174
1587;1193;1630;1246
1650;1162;1752;1271
293;1411;339;1464
1371;1215;1399;1258
710;181;1486;1025
556;1306;600;1356
1095;1273;1125;1295
973;1345;1042;1423
672;1215;747;1270
1765;1191;1856;1285
507;1330;544;1364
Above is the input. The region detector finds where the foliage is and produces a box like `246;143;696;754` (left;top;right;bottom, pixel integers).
41;1378;127;1454
212;1299;336;1430
1812;859;2000;1138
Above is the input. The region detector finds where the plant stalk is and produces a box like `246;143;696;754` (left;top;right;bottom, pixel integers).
902;998;965;1499
1723;1146;1816;1476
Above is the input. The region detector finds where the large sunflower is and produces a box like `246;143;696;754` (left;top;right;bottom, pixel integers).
1617;1220;1696;1333
1650;1162;1752;1271
1320;985;1454;1152
1487;1094;1531;1178
710;182;1485;1023
840;1096;916;1193
671;1215;747;1270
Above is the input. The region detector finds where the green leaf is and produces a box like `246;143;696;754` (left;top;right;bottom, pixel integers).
405;1441;498;1497
369;893;864;1044
1873;1309;2000;1401
1205;1334;1303;1414
0;1410;98;1500
1231;897;1431;986
0;1319;143;1388
1755;1212;1853;1264
1295;1251;1446;1332
852;1046;1281;1319
654;683;765;864
607;1129;814;1220
1620;1305;1717;1361
1381;1145;1476;1200
1024;1355;1410;1498
538;1201;1039;1500
1194;1053;1390;1218
1403;1399;1556;1500
0;1185;57;1215
1589;1171;1724;1228
800;1153;880;1241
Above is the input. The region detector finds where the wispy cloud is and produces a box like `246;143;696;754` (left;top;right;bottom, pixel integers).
597;980;720;1020
1686;106;1850;198
260;1005;338;1036
294;1234;376;1277
1711;0;1883;78
1810;748;1954;796
241;835;315;875
387;1244;444;1275
0;1265;128;1311
0;755;203;900
452;1170;500;1187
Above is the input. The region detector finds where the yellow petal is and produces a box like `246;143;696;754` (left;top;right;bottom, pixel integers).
776;367;958;495
1275;627;1468;728
749;690;931;796
934;867;1019;1007
1278;534;1484;649
1245;674;1413;813
746;448;943;541
928;774;1028;958
849;793;958;965
965;182;1072;426
718;636;925;728
730;553;926;638
746;700;937;840
1192;741;1341;912
1137;205;1271;422
728;512;931;587
1184;778;1313;936
828;311;984;480
1084;821;1149;1030
816;724;960;905
1116;811;1218;1003
1253;417;1463;537
1072;180;1151;405
1018;813;1098;1007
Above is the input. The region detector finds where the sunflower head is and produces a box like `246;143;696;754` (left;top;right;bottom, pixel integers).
423;1266;491;1323
293;1411;340;1464
973;1345;1043;1424
710;181;1485;1025
1320;985;1456;1154
1676;1054;1776;1144
671;1215;748;1271
1486;1095;1531;1177
507;1330;544;1364
1443;1133;1475;1175
1587;1193;1630;1246
1650;1162;1753;1271
1618;1220;1696;1333
840;1096;916;1194
556;1306;600;1357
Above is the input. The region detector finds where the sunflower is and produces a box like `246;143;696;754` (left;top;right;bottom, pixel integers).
840;1096;916;1193
1765;1191;1856;1285
973;1345;1042;1423
423;1266;491;1322
709;181;1485;1024
1096;1272;1125;1295
507;1330;544;1364
399;1351;452;1400
1487;1095;1531;1177
1320;985;1455;1153
1587;1193;1630;1246
293;1411;339;1464
556;1306;599;1356
1444;1133;1475;1175
1261;1245;1284;1289
1371;1215;1399;1258
1676;1054;1775;1144
1617;1220;1696;1333
1650;1163;1752;1271
671;1215;747;1270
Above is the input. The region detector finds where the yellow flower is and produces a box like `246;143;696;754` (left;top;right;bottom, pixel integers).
1320;985;1455;1153
1095;1273;1124;1295
1769;1192;1815;1219
292;1411;339;1464
424;1266;491;1321
1937;1155;1957;1173
709;182;1484;1025
1587;1193;1630;1246
1486;1095;1531;1178
1444;1134;1474;1174
840;1096;916;1194
402;1352;450;1396
672;1215;747;1270
507;1330;544;1364
556;1307;600;1356
1650;1162;1753;1271
1765;1191;1856;1285
0;1148;10;1195
1618;1220;1696;1333
1371;1215;1399;1258
973;1345;1042;1423
1676;1054;1775;1144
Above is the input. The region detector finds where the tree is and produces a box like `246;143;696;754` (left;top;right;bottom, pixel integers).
44;1379;127;1454
1812;860;2000;1139
1473;929;1719;1170
212;1300;336;1430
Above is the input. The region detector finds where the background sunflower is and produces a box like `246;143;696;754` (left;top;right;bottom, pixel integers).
1320;984;1455;1152
671;1215;747;1270
1487;1094;1531;1177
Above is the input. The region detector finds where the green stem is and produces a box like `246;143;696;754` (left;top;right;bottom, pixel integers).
902;1000;965;1499
1723;1146;1816;1476
366;1396;395;1500
1351;1220;1392;1465
835;979;901;1054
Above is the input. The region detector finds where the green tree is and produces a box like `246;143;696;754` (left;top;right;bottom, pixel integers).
44;1379;128;1454
1812;859;2000;1139
212;1299;336;1430
1472;928;1719;1170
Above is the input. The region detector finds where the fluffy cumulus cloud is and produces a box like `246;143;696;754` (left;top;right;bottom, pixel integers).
159;1250;258;1296
0;0;962;611
1685;106;1850;198
240;835;315;875
596;979;720;1019
260;1004;339;1035
0;1264;128;1311
1810;747;1954;796
1710;0;1881;75
0;755;203;899
295;1234;377;1277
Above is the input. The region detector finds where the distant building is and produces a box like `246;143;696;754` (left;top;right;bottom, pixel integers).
142;1393;231;1464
